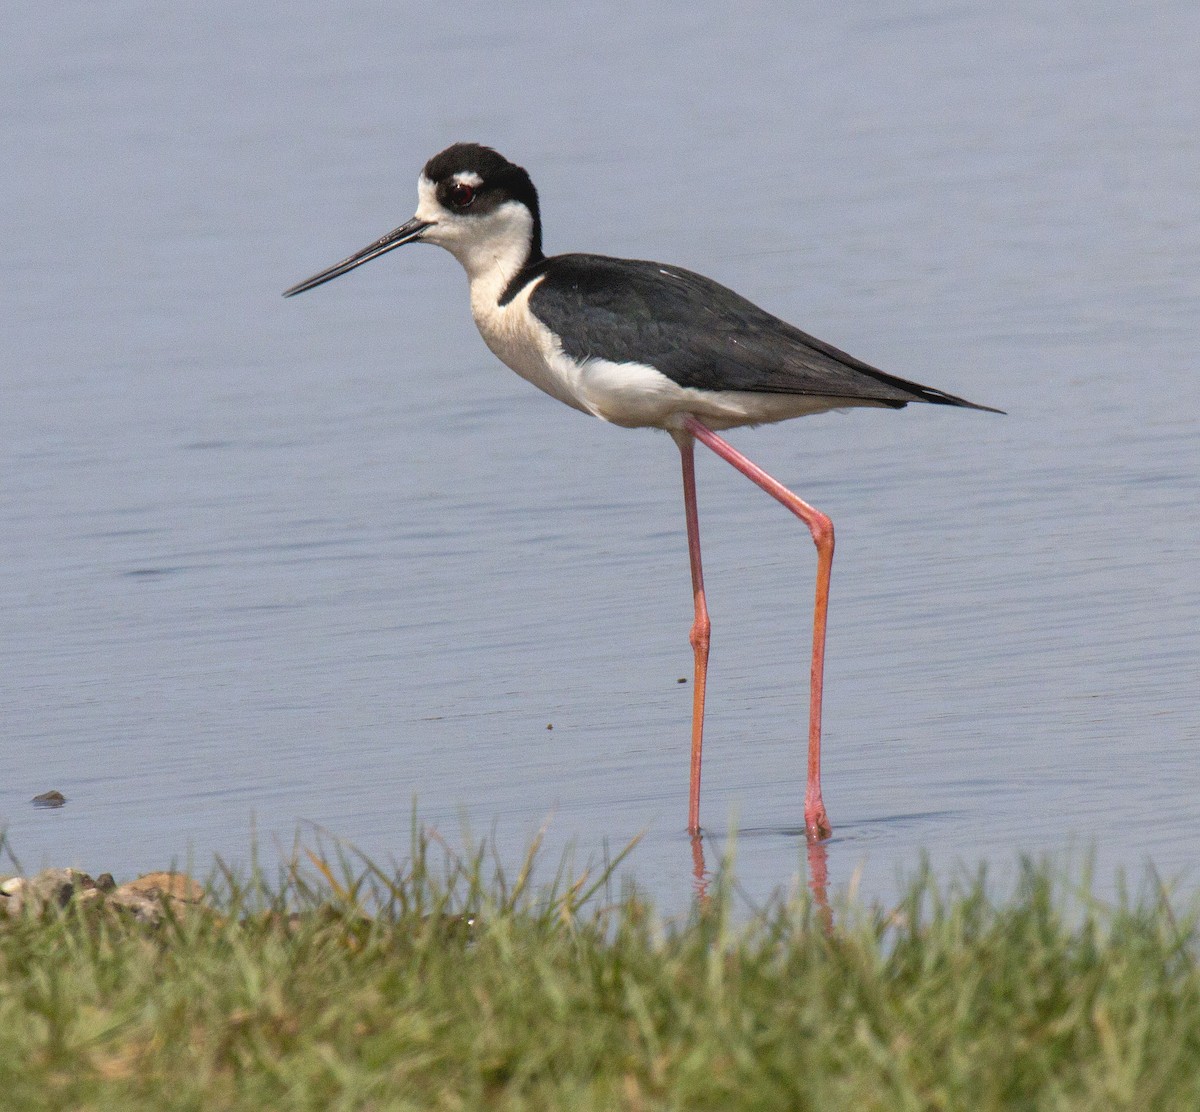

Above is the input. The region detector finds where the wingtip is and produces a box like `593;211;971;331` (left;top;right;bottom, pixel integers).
925;387;1005;414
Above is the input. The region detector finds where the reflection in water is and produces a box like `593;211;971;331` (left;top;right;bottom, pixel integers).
806;839;833;936
690;833;708;902
690;832;833;934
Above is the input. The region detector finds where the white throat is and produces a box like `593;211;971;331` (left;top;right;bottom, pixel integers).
413;176;535;308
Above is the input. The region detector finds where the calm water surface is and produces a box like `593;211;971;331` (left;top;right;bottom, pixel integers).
3;4;1198;915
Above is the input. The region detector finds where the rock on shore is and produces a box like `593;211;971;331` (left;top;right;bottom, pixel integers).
0;868;206;925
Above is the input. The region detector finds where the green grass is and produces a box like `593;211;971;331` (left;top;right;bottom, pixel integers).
2;828;1199;1111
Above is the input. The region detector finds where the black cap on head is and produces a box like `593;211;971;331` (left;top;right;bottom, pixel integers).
423;143;543;261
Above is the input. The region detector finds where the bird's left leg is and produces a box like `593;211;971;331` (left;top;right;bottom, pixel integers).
682;414;833;841
672;429;711;837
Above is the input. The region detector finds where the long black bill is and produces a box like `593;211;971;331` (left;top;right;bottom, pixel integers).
283;217;433;297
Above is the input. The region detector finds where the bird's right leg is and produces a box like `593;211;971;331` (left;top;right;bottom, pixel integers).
674;430;711;836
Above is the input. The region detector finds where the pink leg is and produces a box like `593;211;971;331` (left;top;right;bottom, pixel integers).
682;414;833;841
675;431;711;837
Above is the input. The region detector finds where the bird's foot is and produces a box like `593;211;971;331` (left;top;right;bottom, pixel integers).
804;800;832;842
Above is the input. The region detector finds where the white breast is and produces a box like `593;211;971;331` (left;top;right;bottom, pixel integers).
469;275;592;417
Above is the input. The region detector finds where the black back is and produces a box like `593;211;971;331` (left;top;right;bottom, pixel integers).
514;254;996;410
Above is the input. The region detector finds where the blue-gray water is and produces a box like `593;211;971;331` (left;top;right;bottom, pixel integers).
3;3;1197;914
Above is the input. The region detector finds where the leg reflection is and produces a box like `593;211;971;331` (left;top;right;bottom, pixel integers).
690;831;709;904
689;832;834;932
806;837;833;935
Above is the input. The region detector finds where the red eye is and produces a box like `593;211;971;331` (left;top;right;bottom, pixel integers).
449;182;476;209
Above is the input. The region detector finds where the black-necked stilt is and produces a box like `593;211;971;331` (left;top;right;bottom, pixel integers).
285;143;1001;841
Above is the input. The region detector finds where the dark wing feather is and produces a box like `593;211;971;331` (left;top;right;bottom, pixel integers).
520;255;998;411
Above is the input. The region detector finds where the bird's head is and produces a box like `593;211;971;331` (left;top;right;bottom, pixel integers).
284;143;542;297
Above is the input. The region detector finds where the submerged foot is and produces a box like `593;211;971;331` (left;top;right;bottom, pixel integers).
805;800;832;842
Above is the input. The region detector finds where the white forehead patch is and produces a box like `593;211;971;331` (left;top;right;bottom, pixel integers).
453;170;484;187
415;174;440;221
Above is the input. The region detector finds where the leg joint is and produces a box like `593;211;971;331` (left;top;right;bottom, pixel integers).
809;512;834;553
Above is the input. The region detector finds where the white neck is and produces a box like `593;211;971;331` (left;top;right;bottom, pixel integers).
458;208;535;313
